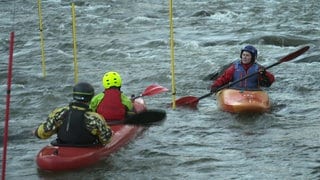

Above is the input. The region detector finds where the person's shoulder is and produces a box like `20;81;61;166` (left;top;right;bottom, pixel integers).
120;92;130;97
84;112;108;128
86;111;105;120
226;61;237;70
91;93;104;102
51;106;68;114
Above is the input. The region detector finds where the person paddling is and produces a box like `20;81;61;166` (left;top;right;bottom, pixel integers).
34;82;112;146
210;45;275;92
90;71;134;121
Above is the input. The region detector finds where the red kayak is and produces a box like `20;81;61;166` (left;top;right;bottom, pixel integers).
36;98;147;171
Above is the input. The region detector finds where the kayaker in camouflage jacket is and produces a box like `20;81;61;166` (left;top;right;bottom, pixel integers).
34;82;112;146
211;45;275;91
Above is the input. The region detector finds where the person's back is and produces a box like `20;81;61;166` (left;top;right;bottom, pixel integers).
90;71;133;121
34;82;112;146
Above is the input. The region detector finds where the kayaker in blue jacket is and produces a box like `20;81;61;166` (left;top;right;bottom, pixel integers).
34;82;112;146
211;45;275;92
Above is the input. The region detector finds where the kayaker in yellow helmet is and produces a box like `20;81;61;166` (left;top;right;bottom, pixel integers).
90;71;134;121
211;45;275;92
34;82;112;146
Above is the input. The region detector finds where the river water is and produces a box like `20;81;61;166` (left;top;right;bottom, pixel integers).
1;0;319;179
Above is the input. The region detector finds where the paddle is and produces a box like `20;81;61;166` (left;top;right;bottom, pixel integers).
107;109;166;126
175;45;310;108
132;84;169;100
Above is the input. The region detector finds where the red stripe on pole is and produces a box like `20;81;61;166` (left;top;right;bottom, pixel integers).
2;31;14;180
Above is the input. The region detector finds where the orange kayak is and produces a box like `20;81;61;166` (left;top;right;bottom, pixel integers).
216;89;270;113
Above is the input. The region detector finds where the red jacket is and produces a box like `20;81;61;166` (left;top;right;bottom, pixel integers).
212;61;275;89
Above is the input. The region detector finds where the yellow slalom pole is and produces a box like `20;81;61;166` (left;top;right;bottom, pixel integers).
169;0;176;109
37;0;46;78
71;3;78;84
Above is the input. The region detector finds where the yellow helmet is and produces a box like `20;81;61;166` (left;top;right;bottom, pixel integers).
102;71;122;89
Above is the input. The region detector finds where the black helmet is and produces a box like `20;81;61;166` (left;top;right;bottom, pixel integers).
240;45;258;62
73;82;94;102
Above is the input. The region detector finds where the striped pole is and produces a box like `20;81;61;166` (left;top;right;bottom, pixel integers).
169;0;176;109
2;31;14;180
37;0;47;78
71;3;78;84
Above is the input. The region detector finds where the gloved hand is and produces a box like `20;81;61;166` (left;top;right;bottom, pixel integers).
258;68;271;87
258;67;266;75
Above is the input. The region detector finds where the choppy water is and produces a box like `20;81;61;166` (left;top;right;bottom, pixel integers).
1;0;320;179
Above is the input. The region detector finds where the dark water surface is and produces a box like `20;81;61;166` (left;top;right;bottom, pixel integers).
1;0;319;179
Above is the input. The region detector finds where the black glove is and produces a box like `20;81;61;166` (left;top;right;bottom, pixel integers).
258;67;271;87
259;67;266;75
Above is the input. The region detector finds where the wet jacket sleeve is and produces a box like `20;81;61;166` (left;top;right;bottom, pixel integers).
85;112;112;145
121;93;133;111
89;93;104;112
211;65;235;88
35;107;67;139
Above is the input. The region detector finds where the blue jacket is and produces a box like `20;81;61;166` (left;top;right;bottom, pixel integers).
231;61;259;89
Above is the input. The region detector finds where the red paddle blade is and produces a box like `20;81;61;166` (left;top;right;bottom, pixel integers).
142;84;169;96
279;46;310;63
174;96;199;109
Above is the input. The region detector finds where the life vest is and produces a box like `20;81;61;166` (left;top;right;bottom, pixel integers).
96;88;126;121
231;61;259;90
56;102;98;146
